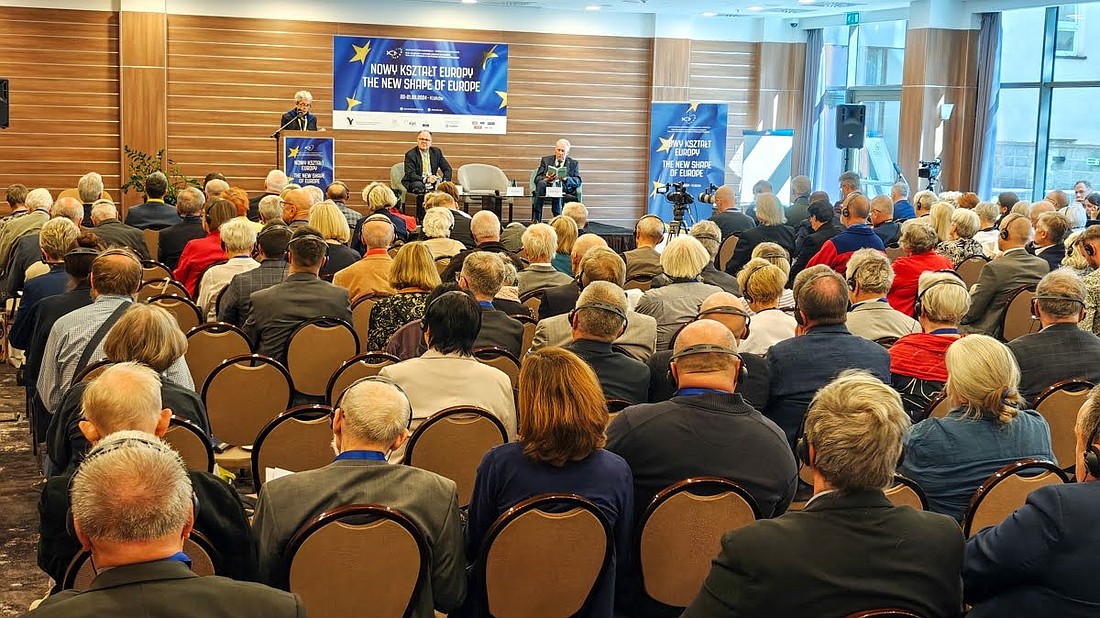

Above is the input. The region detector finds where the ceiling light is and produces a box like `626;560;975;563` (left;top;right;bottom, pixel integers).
701;11;718;17
585;4;601;10
461;0;477;4
747;5;764;11
798;0;816;4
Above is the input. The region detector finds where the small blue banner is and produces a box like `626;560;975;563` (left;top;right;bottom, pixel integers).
333;36;508;134
284;136;335;189
647;102;728;222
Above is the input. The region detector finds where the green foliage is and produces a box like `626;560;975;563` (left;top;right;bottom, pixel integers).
120;146;200;204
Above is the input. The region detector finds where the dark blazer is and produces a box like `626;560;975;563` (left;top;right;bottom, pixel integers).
964;482;1100;618
682;490;964;618
646;350;769;410
874;220;901;246
710;209;755;240
790;220;843;282
4;232;43;298
765;324;891;447
248;192;278;222
124;201;182;230
25;285;93;440
492;297;531;318
535;155;582;193
439;241;526;283
961;248;1050;338
724;224;796;275
623;246;662;280
537;280;582;320
475;305;524;358
1029;242;1066;271
450;209;475;249
319;243;361;280
30;561;295;617
402;146;452;188
279;109;317;132
38;470;259;590
157;216;206;271
243;273;352;364
787;196;811;226
567;339;650;403
93;219;149;259
1007;323;1100;402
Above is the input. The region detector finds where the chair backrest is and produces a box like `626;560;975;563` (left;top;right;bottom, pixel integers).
874;336;898;349
185;322;252;395
285;317;360;397
474;347;521;390
147;294;203;333
325;352;401;406
884;245;906;262
138;277;190;301
624;274;653;292
141;259;171;282
287;504;428;618
1000;286;1039;341
638;478;761;608
74;359;114;383
883;475;928;510
201;354;293;447
435;255;451;276
716;235;738;271
1033;379;1094;469
142;229;160;262
962;458;1069;537
164;416;214;473
390;162;407;203
955;255;989;288
350;296;376;348
520;291;542;317
844;610;925;618
478;493;613;618
520;320;536;358
63;530;219;591
458;163;509;193
921;391;954;421
252;405;335;489
606;399;631;422
403;406;509;507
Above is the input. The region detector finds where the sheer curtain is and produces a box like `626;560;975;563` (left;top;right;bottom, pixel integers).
798;29;824;181
971;13;1001;197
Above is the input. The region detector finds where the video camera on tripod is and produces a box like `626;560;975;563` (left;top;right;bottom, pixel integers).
655;181;695;236
918;158;941;191
697;183;719;205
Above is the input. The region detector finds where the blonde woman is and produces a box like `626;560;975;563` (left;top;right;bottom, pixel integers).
935;207;985;266
752;242;795;309
365;242;441;351
723;192;795;275
899;334;1055;521
549;214;578;275
736;258;797;355
929;201;954;243
309;201;361;279
355;182;410;251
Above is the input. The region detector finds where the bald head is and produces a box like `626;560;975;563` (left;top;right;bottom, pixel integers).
843;194;871;223
52;196;84;223
204;178;229;198
714;185;737;212
670;320;741;391
360;217;395;250
1000;213;1033;248
282;188;313;223
698;292;750;339
1029;201;1055;227
570;233;608;273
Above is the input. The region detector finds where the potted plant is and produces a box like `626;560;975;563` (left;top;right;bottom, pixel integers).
120;146;200;204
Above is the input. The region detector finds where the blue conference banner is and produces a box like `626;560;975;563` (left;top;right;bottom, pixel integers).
647;102;728;223
283;136;335;189
333;36;508;134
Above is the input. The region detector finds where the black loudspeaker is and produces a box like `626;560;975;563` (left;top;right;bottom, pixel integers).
835;104;866;149
0;79;8;129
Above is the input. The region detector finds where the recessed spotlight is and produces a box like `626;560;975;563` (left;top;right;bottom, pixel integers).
702;11;718;17
747;5;764;11
585;4;601;10
461;0;477;4
798;0;816;4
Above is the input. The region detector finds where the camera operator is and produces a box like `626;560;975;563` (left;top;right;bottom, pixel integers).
707;184;755;240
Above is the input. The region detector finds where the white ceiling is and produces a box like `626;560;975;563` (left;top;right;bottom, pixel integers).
410;0;911;18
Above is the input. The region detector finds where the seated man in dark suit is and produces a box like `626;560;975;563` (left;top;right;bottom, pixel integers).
765;266;891;448
789;200;843;282
440;210;525;282
243;226;352;364
1027;211;1069;271
645;292;768;408
683;371;964;618
533;139;582;222
1008;270;1100;402
123;171;182;230
622;215;664;280
248;169;288;222
36;363;257;592
708;184;755;240
565;282;649;402
156;186;207;271
402;130;451;222
89;200;149;259
870;194;901;246
538;233;609;320
964;385;1100;617
458;251;524;358
962;213;1050;338
253;378;466;613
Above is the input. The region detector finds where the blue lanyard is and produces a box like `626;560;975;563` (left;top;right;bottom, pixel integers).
163;551;192;567
930;328;959;335
334;450;387;462
478;300;494;309
676;388;731;397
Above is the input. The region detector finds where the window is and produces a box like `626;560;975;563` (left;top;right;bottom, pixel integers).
1056;4;1085;58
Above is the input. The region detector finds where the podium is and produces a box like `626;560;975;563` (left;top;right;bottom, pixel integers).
277;131;336;189
276;130;321;170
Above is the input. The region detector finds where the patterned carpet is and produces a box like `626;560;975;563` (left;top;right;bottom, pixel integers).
0;366;53;616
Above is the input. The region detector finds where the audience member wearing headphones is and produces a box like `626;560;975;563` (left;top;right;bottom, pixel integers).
323;179;361;229
889;270;971;420
194;218;260;320
1078;225;1100;334
707;183;755;240
464;346;630;618
439;210;526;284
333;214;397;301
243;226;351;364
844;249;920;343
899;335;1055;521
216;221;291;327
887;222;953;317
37;363;256;592
622;214;665;280
736;258;797;355
636;235;723;351
764;266;890;449
172;198;236;297
537;233;611;320
723;192;795;276
379;289;517;460
252;377;466;613
960;212;1050;337
457;251;525;358
564;281;650;403
350;182;409;254
789;199;844;281
516;223;572;296
683;371;963;618
1008;270;1100;403
806;193;885;275
419;203;466;259
651;221;741;295
963;384;1100;616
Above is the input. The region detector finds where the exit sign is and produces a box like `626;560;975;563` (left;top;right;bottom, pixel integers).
846;12;860;25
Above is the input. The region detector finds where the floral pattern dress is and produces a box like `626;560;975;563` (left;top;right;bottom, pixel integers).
366;291;430;351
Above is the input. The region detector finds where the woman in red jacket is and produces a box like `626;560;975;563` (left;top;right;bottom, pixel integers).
888;221;953;317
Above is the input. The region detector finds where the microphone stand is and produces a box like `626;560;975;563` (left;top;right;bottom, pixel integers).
272;113;305;169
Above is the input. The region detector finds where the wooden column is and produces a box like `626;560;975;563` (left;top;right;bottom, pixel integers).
899;28;978;193
755;42;806;174
119;11;168;209
651;38;692;102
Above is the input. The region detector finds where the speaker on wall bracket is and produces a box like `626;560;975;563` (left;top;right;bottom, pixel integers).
0;79;8;129
835;103;865;149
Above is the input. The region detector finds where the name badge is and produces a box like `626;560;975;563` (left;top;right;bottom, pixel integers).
546;186;564;198
505;186;524;197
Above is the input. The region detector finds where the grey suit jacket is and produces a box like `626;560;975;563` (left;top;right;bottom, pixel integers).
529;309;657;361
243;272;352;363
517;263;573;297
623;246;662;280
252;459;467;616
30;560;303;618
961;248;1049;338
92;219;150;259
1007;323;1100;402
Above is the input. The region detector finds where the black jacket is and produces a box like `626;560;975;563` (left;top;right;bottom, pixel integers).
157;216;206;271
567;339;650;403
724;224;796;275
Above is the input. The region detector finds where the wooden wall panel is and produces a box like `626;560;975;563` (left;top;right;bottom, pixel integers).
119;11;168;209
166;16;653;226
0;8;120;208
687;41;758;195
